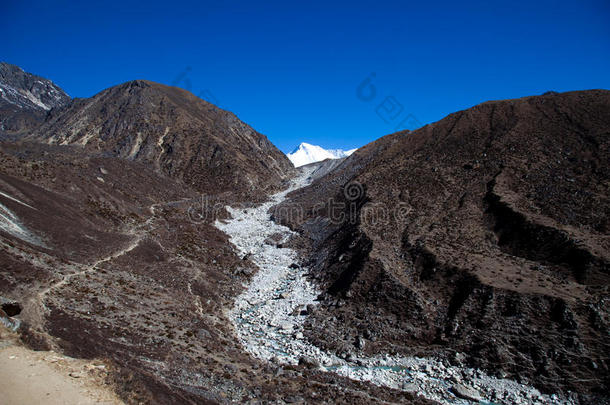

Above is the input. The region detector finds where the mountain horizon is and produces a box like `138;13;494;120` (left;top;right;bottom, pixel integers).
1;23;609;403
1;0;609;401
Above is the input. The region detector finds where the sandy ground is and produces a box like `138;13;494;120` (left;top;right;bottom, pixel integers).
0;328;123;405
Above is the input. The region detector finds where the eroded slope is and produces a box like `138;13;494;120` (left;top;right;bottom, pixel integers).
276;90;610;401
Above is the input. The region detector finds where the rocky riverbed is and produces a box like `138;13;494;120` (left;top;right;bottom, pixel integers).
215;168;575;405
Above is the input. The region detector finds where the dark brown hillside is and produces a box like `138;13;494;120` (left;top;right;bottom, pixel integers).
0;67;431;402
276;89;610;401
30;80;294;199
0;141;431;405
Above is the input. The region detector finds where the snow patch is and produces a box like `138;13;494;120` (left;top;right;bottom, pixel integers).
20;88;51;110
0;192;44;247
287;142;357;167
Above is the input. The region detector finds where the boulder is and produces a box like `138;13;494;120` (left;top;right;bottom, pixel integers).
452;384;484;401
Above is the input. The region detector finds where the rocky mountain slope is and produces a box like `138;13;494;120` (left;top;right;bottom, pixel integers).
2;61;608;404
0;137;430;405
30;80;294;199
275;90;610;403
0;65;435;404
0;62;70;137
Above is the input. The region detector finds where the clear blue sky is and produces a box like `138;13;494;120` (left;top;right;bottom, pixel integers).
3;0;609;153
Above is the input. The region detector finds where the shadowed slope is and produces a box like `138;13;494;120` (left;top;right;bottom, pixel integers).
276;89;610;399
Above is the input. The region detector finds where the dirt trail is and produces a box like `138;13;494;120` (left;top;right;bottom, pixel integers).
0;329;123;405
36;235;143;314
35;197;185;313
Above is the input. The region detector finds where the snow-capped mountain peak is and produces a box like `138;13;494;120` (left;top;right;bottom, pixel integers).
286;142;357;167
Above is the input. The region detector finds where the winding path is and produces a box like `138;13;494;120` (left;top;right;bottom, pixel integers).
36;198;182;314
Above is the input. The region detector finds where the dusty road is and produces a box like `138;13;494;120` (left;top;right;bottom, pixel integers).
0;330;123;405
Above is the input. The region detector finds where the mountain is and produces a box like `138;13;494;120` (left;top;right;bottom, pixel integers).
30;80;294;199
0;65;423;404
287;142;357;167
2;63;608;404
275;90;610;401
0;62;70;136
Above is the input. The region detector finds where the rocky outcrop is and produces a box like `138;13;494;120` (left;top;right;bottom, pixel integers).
0;62;70;137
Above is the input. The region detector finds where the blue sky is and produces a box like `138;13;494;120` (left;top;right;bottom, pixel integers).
3;0;609;153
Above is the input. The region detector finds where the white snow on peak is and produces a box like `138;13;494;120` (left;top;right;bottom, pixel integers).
286;142;357;167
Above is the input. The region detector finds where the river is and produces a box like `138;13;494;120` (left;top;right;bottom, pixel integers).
215;167;571;405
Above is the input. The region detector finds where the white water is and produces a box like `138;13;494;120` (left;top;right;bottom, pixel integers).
215;169;572;405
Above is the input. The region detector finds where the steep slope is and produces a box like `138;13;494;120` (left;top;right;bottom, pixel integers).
0;62;70;137
31;80;294;198
276;90;610;401
287;142;357;167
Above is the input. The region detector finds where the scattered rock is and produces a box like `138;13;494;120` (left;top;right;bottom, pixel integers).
236;267;254;276
197;329;211;339
279;322;293;333
283;395;304;404
453;352;466;365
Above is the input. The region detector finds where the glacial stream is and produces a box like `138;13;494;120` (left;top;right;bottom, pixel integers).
215;168;572;405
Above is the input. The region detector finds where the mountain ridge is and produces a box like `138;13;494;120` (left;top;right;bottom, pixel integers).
1;61;608;404
0;63;431;405
29;79;295;198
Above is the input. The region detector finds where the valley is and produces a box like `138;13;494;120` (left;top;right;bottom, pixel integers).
218;166;575;404
0;62;607;405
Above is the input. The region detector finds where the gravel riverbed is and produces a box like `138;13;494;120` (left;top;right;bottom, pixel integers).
215;168;574;405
